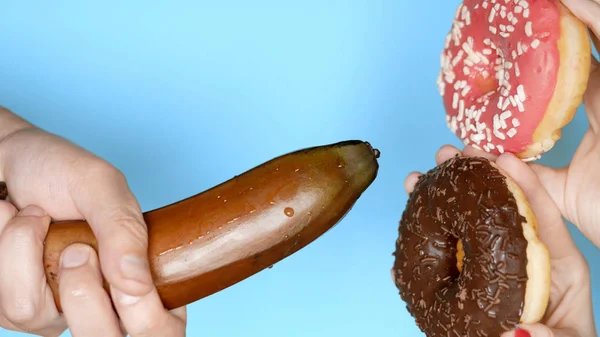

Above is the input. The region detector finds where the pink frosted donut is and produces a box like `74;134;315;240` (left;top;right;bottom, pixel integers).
437;0;591;160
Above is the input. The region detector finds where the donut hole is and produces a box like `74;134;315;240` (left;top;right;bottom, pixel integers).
474;73;498;97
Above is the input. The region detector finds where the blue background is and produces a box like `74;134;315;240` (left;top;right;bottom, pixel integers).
0;1;598;336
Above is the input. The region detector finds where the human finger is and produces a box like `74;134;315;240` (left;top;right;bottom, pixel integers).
501;325;582;337
528;163;569;220
494;153;578;260
59;243;123;337
404;145;462;195
68;163;184;336
435;144;461;164
0;200;17;235
110;283;186;337
0;205;66;335
169;306;187;323
404;172;422;194
68;162;156;301
0;201;20;332
462;145;499;160
592;30;600;57
561;0;600;40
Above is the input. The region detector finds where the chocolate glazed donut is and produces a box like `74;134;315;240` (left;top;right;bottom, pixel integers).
0;140;380;312
392;156;549;336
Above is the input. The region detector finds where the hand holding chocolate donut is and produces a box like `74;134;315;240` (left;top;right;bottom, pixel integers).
394;146;596;337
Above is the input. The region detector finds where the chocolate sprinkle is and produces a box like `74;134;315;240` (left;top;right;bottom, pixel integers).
392;156;528;337
0;182;7;200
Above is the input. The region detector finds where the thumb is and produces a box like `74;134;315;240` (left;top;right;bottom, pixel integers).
501;324;580;337
528;163;569;219
560;0;600;41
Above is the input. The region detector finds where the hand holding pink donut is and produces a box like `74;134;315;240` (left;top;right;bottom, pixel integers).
527;0;600;250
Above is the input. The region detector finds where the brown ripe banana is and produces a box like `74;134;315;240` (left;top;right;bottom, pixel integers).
0;140;380;312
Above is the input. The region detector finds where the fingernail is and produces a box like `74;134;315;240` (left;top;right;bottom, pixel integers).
19;205;46;217
514;328;531;337
61;245;90;268
111;285;140;306
120;254;152;284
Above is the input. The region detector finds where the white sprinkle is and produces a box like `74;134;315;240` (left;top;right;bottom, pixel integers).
500;110;512;120
507;128;517;137
500;32;510;38
515;6;523;14
483;48;493;55
497;97;504;109
453;92;459;109
497;145;505;153
531;39;540;49
524;8;529;18
519;0;529;9
481;54;490;65
517;84;526;101
489;26;497;34
517;100;524;112
515;62;520;77
461;85;471;96
437;82;445;96
525;21;533;37
502;98;511;111
452;50;464;66
512;118;520;127
463;66;471;75
489;7;497;22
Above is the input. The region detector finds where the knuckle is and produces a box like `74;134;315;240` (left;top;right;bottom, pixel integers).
87;158;125;182
105;207;148;243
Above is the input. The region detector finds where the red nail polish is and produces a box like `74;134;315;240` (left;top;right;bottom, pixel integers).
514;328;531;337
